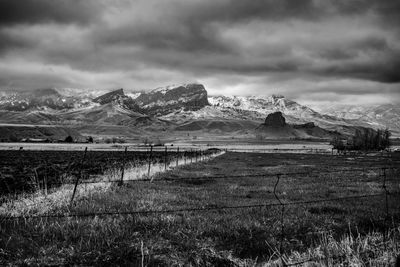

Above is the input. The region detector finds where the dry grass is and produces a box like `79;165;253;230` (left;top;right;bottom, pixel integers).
1;152;399;265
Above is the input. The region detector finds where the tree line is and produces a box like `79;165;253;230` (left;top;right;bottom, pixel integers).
331;128;391;151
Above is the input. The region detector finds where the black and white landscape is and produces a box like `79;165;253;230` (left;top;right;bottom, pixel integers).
0;84;399;142
0;1;400;266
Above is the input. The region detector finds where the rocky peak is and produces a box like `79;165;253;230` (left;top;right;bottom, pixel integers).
93;89;125;105
135;83;209;115
264;112;287;127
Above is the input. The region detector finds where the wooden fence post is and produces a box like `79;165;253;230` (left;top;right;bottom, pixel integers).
44;159;48;196
119;146;128;186
164;146;167;170
383;168;389;219
176;147;179;167
147;145;153;178
70;147;87;207
274;174;286;266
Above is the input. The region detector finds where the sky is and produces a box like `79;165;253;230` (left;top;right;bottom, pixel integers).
0;0;399;106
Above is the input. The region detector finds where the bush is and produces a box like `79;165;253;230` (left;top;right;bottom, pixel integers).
331;128;391;151
64;136;74;143
330;136;345;150
9;134;19;142
105;137;126;144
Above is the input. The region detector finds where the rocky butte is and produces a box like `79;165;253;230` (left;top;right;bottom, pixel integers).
263;111;287;127
256;111;339;140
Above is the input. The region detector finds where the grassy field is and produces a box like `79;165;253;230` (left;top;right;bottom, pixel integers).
1;152;399;266
0;149;211;196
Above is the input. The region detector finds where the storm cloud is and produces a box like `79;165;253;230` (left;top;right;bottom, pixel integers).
0;0;399;104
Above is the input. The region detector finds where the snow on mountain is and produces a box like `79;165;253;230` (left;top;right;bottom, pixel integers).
54;87;105;98
205;94;348;128
0;84;397;137
135;83;209;115
152;83;191;95
0;88;95;111
208;94;316;118
126;92;142;100
318;103;400;136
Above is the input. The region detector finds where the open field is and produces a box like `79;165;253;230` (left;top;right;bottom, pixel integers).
1;151;400;265
0;149;215;196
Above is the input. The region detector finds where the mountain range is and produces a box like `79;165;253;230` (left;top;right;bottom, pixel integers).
0;84;398;141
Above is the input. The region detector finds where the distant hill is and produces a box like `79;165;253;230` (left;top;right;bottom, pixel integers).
0;124;83;142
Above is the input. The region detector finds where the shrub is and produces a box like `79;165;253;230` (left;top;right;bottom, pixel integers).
64;135;74;143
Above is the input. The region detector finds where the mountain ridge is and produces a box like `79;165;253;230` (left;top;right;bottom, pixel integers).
0;84;398;140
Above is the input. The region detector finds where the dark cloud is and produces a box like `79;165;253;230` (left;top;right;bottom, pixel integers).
0;30;36;53
0;0;399;104
0;0;99;26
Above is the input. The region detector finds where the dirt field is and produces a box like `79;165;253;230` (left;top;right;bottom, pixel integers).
0;152;399;265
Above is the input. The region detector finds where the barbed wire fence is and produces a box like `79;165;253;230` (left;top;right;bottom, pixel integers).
0;146;224;198
0;148;399;265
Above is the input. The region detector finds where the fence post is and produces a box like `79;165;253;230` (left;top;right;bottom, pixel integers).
1;172;11;195
382;167;389;251
44;159;48;196
147;145;153;178
70;147;87;207
164;146;168;170
383;168;389;219
176;147;179;167
33;167;40;192
190;149;193;163
119;146;128;186
274;174;286;266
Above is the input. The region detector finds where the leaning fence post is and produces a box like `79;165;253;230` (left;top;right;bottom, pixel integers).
119;146;128;186
70;147;87;207
274;174;286;266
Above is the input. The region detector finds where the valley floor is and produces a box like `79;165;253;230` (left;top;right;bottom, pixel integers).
1;151;400;265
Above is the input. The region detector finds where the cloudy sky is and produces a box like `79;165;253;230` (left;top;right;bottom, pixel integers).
0;0;399;106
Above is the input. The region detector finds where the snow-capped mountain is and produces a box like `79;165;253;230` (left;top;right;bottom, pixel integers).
0;88;93;111
318;103;400;136
134;84;209;115
0;83;398;138
208;95;320;120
